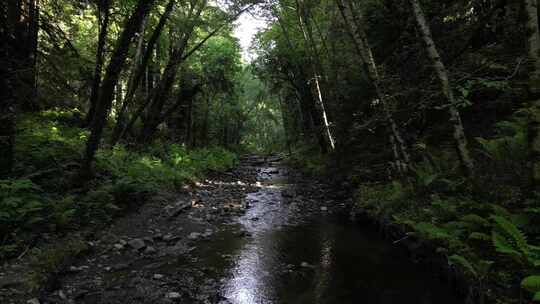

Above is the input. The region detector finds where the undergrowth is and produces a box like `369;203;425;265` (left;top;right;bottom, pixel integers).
348;117;539;303
0;109;237;259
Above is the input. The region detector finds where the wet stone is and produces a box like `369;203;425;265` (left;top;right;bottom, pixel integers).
188;232;202;240
144;246;157;254
165;292;182;300
128;238;146;250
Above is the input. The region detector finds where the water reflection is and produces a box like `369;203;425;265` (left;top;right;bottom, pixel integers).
216;166;463;304
223;168;289;303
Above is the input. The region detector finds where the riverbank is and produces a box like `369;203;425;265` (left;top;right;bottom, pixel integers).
2;156;467;304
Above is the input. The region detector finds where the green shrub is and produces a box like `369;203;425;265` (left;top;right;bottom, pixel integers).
0;179;45;235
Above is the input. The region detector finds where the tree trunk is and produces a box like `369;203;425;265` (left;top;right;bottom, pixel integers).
111;15;146;141
138;1;206;144
524;0;540;188
410;0;475;176
0;2;16;177
335;0;410;174
110;0;175;144
85;0;110;127
275;16;315;139
81;0;157;178
1;0;39;176
295;0;336;152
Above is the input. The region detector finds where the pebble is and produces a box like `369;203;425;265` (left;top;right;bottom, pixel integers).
144;246;157;254
188;232;202;240
320;206;328;211
113;243;124;250
165;292;182;300
153;274;164;280
57;290;67;300
128;238;146;250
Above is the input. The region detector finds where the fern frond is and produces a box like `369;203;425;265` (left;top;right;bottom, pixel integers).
491;215;528;252
448;254;477;277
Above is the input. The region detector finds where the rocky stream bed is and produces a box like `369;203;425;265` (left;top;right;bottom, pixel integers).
2;156;464;304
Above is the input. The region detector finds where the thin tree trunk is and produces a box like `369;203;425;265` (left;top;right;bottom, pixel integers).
335;0;410;174
111;15;146;141
274;14;316;138
85;0;110;127
110;0;175;144
295;0;336;152
278;94;293;156
524;0;540;188
138;1;205;144
410;0;474;176
81;0;157;178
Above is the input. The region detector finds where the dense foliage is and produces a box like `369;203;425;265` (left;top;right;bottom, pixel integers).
246;0;540;302
3;0;540;302
0;0;268;259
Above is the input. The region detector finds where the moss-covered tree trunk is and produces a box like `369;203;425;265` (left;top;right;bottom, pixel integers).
81;0;157;177
524;0;540;189
410;0;475;177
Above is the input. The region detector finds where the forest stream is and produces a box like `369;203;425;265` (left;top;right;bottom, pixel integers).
27;156;463;304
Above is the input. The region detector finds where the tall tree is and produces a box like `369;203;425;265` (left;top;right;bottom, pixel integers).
138;0;207;143
410;0;475;176
110;0;176;144
0;1;16;177
294;0;335;152
85;0;111;127
524;0;540;188
1;0;39;177
81;0;157;177
335;0;410;174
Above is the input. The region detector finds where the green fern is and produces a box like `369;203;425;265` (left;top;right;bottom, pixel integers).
414;222;450;241
491;215;529;264
449;254;477;277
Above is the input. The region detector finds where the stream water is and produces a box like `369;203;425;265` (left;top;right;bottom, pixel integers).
186;163;463;304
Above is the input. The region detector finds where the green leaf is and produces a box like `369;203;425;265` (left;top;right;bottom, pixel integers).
522;276;540;293
448;254;477;277
492;231;523;262
468;232;490;241
534;291;540;302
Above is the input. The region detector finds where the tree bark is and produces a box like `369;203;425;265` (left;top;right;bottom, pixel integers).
81;0;157;177
85;0;110;127
524;0;540;188
335;0;410;174
410;0;475;176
